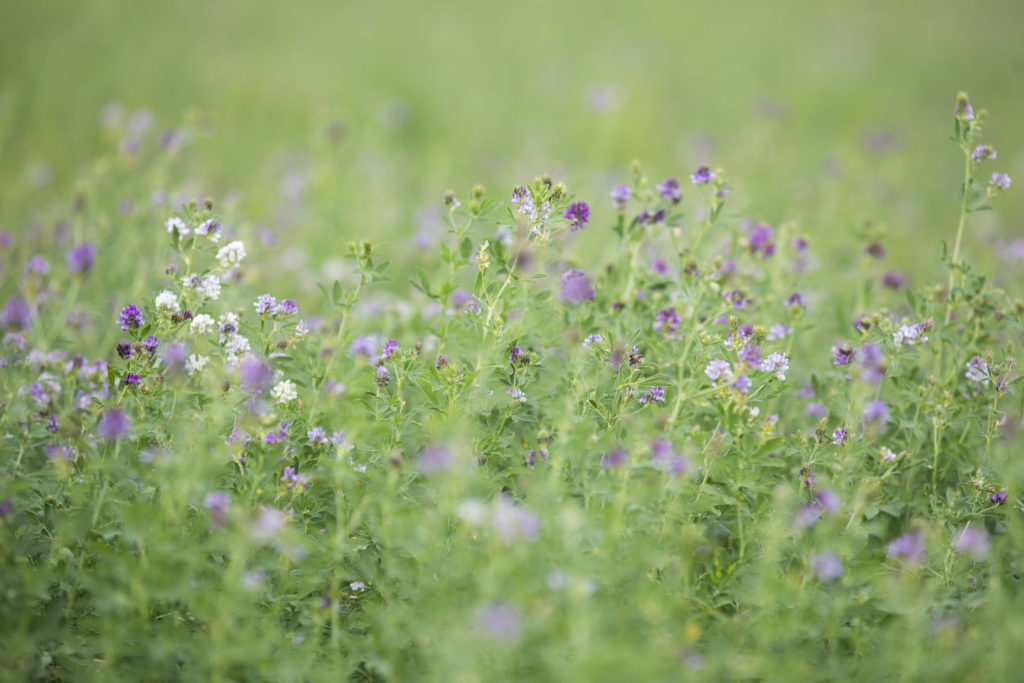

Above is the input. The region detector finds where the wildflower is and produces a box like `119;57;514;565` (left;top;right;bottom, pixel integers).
881;446;899;461
281;466;309;491
638;386;665;405
582;333;604;347
887;531;925;565
971;145;996;163
97;408;132;440
739;344;761;367
418;445;454;473
815;488;840;514
893;322;929;346
767;323;790;341
965;355;989;383
117;304;144;332
690;164;714;185
204;491;231;527
239;354;271;395
732;375;751;393
254;293;277;316
748;223;775;257
381;338;399;360
832;343;855;366
863;399;890;426
155;290;179;313
564;201;590;231
350;581;367;593
508;346;529;366
272;379;298;404
785;292;804;308
507;387;526;403
24;255;49;275
493;494;540;544
610;185;631;210
117;341;133;360
759;352;789;381
805;403;827;419
954;92;974;121
952;526;989;560
216;240;247;269
265;420;290;444
185;354;208;376
374;365;391;388
657;177;682;203
882;271;904;289
66;243;97;274
860;343;885;382
653;307;680;336
628;346;643;367
864;241;885;259
601;448;627;468
811;552;843;582
250;507;286;543
705;359;731;382
832;427;848;445
277;299;298;315
141;336;159;362
195;219;221;241
165;216;189;236
637;208;666;225
197;274;222;300
559;269;595;305
474;603;522;640
989;490;1007;506
435;354;448;369
990;172;1011;191
800;467;817;487
2;296;32;330
350;336;377;359
190;314;215;335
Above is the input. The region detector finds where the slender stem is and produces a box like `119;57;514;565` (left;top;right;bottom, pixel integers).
945;150;972;323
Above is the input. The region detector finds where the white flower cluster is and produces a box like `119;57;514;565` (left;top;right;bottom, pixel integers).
759;352;789;381
165;216;188;237
182;274;222;301
271;379;297;405
195;219;222;242
190;313;215;335
186;354;208;376
217;312;251;367
893;322;928;347
217;240;247;269
154;290;180;313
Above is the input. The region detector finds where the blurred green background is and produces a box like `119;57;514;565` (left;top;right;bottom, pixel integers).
1;0;1022;286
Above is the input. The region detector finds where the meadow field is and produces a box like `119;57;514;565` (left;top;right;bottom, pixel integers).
1;2;1024;680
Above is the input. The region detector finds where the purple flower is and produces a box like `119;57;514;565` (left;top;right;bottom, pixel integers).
749;223;775;257
610;185;631;210
2;296;32;330
254;293;277;316
952;525;989;560
601;448;627;468
705;359;731;382
117;305;143;332
864;241;885;259
732;375;751;394
657;177;681;203
638;386;665;405
46;414;58;433
887;531;925;564
24;255;50;275
66;243;97;274
123;373;141;388
832;343;855;366
863;400;889;426
882;271;904;289
0;500;11;518
507;387;526;403
117;341;133;360
740;344;761;367
785;292;804;308
971;145;996;163
800;467;817;487
811;552;843;582
349;336;377;359
989;490;1007;506
831;427;848;445
564;201;590;232
965;355;989;383
265;420;290;444
277;299;298;315
204;491;231;527
759;352;789;381
690;165;714;185
418;445;454;473
451;288;474;309
653;307;680;336
795;504;820;529
374;365;391;387
435;354;448;369
859;343;885;382
493;495;540;544
559;269;594;305
141;336;159;362
161;342;188;374
954;94;974;121
628;346;643;367
637;208;666;226
239;354;271;395
475;603;522;640
381;338;399;360
509;346;529;366
990;172;1011;191
815;488;840;514
97;408;132;440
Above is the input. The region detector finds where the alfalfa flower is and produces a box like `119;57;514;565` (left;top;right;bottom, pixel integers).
610;185;631;210
66;243;97;274
656;178;682;203
564;201;590;231
165;216;189;237
759;352;789;381
965;355;989;384
887;531;925;565
559;269;594;305
272;379;298;405
952;525;989;560
97;407;132;441
117;304;143;332
971;145;996;163
810;552;843;582
690;165;714;185
989;172;1011;191
216;240;247;269
155;290;180;313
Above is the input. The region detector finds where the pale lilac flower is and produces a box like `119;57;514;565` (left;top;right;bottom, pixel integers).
767;323;790;341
887;531;925;564
97;408;132;440
882;271;904;289
759;352;789;380
657;177;681;203
350;335;377;359
204;491;231;527
475;603;522;640
601;448;627;468
507;387;526;403
610;185;631;210
815;488;840;514
418;445;454;473
492;494;540;544
559;269;594;305
216;240;246;269
638;386;665;405
893;322;928;346
195;219;221;241
583;333;604;347
832;343;855;366
832;427;848;445
863;400;889;426
811;552;843;582
971;145;996;163
732;375;751;393
381;338;399;360
240;355;271;395
251;506;286;543
653;307;680;336
2;296;32;330
952;526;989;560
860;343;885;382
254;294;277;316
277;299;298;315
954;95;974;121
705;359;731;382
965;355;989;383
990;172;1011;191
374;365;391;387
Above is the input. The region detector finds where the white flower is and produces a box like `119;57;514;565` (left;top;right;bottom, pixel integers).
165;217;189;236
217;240;247;269
199;274;222;300
185;354;208;376
190;313;215;335
195;219;221;243
224;334;251;367
295;320;309;338
271;379;297;405
154;290;180;313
